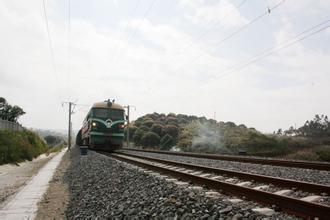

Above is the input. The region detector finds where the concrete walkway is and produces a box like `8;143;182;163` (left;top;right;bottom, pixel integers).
0;149;67;220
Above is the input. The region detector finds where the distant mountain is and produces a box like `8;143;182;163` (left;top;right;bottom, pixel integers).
30;128;69;139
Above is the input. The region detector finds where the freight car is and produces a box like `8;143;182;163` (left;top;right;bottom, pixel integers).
76;99;125;151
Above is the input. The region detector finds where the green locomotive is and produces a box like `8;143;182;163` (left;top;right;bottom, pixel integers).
76;100;125;151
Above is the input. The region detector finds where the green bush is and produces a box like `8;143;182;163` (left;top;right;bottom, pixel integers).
142;119;154;128
150;123;163;137
316;147;330;162
133;126;149;146
0;129;49;164
160;134;174;150
163;125;179;140
141;132;160;148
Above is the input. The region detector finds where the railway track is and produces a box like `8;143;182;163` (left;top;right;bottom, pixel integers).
122;148;330;171
105;151;330;219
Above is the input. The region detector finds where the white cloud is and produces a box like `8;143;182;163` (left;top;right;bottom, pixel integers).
179;0;248;28
0;0;329;133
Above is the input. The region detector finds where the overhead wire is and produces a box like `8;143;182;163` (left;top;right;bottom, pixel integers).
213;19;330;80
67;0;71;101
123;0;157;44
41;0;62;102
109;0;142;66
180;0;248;53
111;0;158;73
172;0;285;73
212;0;284;48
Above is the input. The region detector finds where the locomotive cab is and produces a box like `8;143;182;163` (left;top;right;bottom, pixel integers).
81;100;125;151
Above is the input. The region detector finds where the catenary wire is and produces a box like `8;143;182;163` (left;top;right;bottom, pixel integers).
111;0;158;72
109;0;142;66
67;0;71;100
41;0;62;102
173;0;285;73
213;21;330;80
179;0;248;53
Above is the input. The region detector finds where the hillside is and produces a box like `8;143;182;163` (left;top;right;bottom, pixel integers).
128;113;330;161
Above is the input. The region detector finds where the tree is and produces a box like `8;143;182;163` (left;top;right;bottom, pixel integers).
142;119;154;128
284;126;296;136
296;115;329;137
160;134;174;150
0;97;25;122
141;132;160;147
133;126;149;145
276;129;283;135
0;97;6;107
150;123;163;136
44;135;62;146
165;116;178;125
125;125;137;140
163;125;179;140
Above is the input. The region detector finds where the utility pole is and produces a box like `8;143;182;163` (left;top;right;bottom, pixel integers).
63;101;75;150
68;102;72;150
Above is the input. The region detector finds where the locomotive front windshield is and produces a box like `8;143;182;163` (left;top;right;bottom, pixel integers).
93;108;124;121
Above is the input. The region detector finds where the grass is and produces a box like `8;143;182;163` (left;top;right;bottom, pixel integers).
46;144;66;154
280;145;330;162
0;129;50;165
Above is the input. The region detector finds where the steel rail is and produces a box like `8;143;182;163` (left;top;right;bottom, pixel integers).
122;148;330;171
117;151;330;194
109;153;330;219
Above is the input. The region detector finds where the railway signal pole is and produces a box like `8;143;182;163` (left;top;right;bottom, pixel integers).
124;105;136;148
126;105;130;148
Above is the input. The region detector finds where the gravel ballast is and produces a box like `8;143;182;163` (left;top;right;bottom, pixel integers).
65;147;299;219
120;150;330;185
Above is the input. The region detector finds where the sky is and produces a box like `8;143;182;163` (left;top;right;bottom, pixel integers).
0;0;329;133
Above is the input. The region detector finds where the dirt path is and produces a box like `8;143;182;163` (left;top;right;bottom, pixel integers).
35;150;70;220
0;152;58;207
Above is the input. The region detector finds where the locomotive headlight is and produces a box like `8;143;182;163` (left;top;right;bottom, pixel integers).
118;124;125;129
92;122;97;127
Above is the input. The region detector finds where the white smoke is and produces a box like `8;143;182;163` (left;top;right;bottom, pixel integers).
188;121;230;153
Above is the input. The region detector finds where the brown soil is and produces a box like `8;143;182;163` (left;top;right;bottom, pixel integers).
35;150;70;220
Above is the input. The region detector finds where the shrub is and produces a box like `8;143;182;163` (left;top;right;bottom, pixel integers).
0;129;49;165
124;125;137;140
142;119;154;128
160;134;174;150
150;123;163;137
44;135;63;146
133;126;149;146
141;132;160;148
316;146;330;162
163;125;179;140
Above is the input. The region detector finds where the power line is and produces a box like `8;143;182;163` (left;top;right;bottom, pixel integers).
113;0;158;72
213;20;330;80
212;0;284;48
173;0;285;73
41;0;62;102
124;0;157;45
67;0;71;100
109;0;142;67
179;0;248;53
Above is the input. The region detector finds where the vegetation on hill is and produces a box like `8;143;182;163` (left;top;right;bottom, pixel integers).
0;129;50;165
44;135;65;147
127;113;330;162
0;97;64;165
